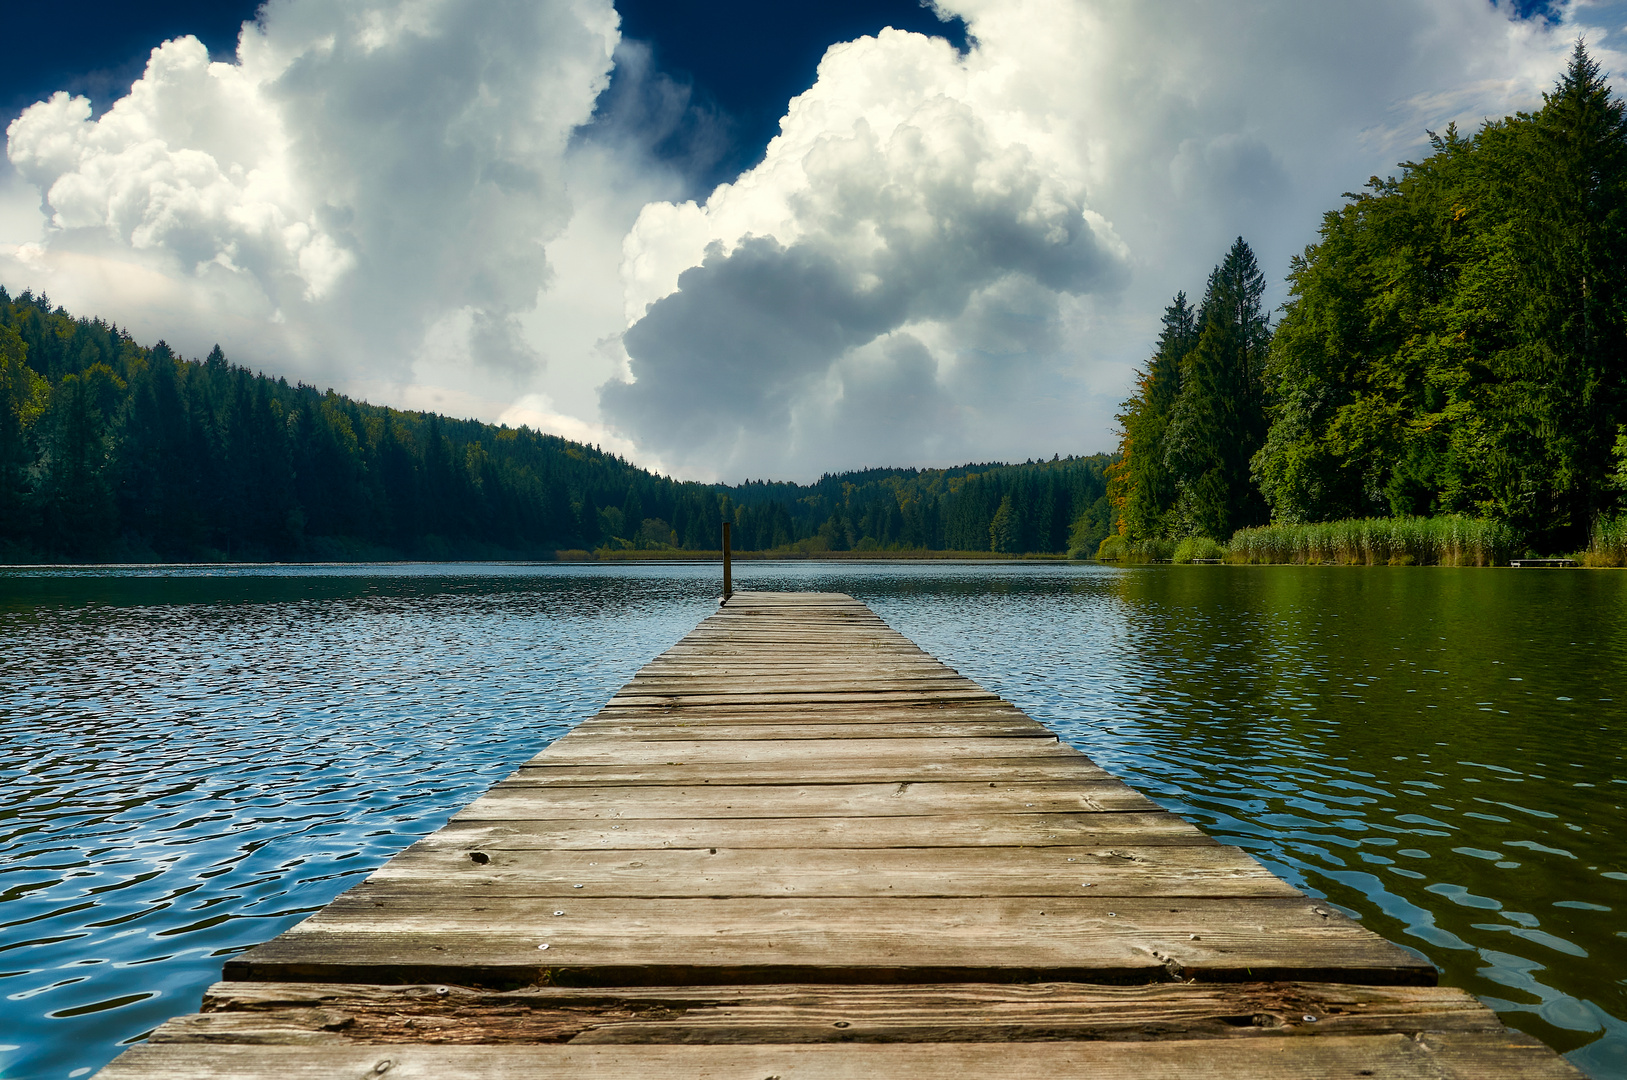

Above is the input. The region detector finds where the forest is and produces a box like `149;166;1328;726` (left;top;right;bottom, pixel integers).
0;288;1110;562
1113;44;1627;557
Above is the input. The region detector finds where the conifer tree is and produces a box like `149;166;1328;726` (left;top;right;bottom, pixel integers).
1110;293;1196;540
1166;238;1271;539
622;484;644;534
989;494;1017;552
42;364;123;555
0;325;46;541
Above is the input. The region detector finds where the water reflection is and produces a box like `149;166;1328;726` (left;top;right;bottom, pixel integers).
2;562;1625;1078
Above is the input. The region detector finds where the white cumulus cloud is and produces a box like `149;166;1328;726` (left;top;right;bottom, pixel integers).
2;0;619;419
603;27;1129;477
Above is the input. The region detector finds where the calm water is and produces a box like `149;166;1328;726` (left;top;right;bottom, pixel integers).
1;562;1624;1078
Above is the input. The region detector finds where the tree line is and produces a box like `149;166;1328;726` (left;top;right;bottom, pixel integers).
721;459;1113;556
0;288;1111;562
1112;44;1627;554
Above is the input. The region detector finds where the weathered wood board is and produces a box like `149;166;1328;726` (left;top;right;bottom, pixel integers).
100;1034;1583;1080
95;591;1580;1078
154;979;1515;1044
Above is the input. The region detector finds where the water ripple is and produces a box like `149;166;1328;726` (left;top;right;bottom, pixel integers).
0;565;713;1079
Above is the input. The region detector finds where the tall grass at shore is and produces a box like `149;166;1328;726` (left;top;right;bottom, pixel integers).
1096;535;1176;562
1227;515;1518;566
1585;514;1627;567
1171;536;1227;563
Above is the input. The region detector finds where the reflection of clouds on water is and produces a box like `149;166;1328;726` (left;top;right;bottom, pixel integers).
2;561;1625;1078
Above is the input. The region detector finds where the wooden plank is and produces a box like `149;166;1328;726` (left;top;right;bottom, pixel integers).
658;639;926;648
159;980;1506;1045
605;696;1002;712
629;673;966;683
369;844;1294;899
565;721;1054;741
456;780;1161;818
579;712;1034;728
404;812;1213;849
98;1033;1585;1079
227;896;1433;987
613;679;988;695
656;645;930;655
631;671;963;680
634;657;950;666
587;703;1038;722
533;737;1086;766
504;759;1117;786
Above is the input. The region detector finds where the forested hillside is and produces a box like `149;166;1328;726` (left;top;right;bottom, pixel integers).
1113;44;1627;555
723;459;1113;556
0;288;1110;562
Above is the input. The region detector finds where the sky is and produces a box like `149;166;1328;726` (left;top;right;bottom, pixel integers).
0;0;1617;482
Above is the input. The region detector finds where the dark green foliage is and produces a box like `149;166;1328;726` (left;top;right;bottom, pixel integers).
0;325;47;544
1109;44;1627;554
1112;294;1194;541
1167;238;1272;539
0;289;687;561
724;456;1111;555
1255;43;1627;549
1111;239;1271;542
0;288;1111;561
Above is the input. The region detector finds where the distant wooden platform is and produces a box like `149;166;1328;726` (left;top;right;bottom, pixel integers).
98;592;1580;1078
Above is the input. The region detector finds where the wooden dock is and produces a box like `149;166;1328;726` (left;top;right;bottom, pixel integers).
100;591;1579;1077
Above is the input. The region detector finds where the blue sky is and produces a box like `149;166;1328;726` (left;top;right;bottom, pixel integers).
0;1;1609;481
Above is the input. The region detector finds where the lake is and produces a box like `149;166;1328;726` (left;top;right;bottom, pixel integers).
2;561;1624;1078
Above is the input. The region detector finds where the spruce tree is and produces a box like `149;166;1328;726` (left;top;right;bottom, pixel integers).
1165;238;1272;540
989;494;1017;552
622;484;644;534
0;326;45;542
1112;293;1196;540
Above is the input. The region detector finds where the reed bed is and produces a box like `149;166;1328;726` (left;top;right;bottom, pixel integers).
1227;515;1518;566
1096;535;1176;562
1171;536;1227;563
1584;514;1627;567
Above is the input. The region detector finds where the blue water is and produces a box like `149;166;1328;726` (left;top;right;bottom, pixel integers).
2;562;1625;1077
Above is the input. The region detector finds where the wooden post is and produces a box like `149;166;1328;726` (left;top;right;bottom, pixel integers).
721;521;732;603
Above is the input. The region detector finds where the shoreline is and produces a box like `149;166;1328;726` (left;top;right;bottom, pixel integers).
2;554;1620;571
0;550;1073;570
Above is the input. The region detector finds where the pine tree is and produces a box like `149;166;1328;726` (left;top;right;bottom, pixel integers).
578;489;603;546
622;484;644;535
0;325;46;543
42;364;123;556
988;494;1018;552
1166;238;1272;540
1111;293;1196;540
